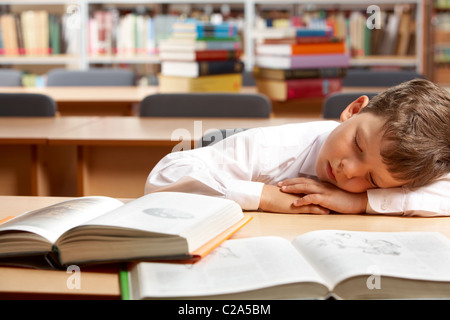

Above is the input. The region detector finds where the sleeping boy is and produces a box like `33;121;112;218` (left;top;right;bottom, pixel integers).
145;79;450;217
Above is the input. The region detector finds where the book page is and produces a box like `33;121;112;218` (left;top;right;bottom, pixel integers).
130;236;327;299
0;197;124;243
80;192;242;237
293;230;450;289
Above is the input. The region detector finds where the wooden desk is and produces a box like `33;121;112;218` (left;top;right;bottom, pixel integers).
1;196;449;299
0;117;98;196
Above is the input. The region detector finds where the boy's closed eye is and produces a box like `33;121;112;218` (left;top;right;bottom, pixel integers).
353;130;379;189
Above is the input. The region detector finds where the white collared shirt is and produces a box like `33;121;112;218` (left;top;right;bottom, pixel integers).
145;121;449;217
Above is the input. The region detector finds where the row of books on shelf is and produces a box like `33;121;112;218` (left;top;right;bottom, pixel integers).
253;5;416;58
0;9;187;57
253;24;349;101
2;193;450;300
348;5;415;57
0;11;75;56
158;19;244;93
89;10;179;56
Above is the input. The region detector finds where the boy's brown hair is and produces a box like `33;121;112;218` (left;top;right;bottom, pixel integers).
360;78;450;188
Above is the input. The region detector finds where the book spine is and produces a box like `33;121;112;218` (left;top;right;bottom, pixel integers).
291;42;346;55
296;28;333;37
197;30;237;38
197;36;240;42
201;41;242;50
197;60;244;76
195;49;242;61
0;20;3;55
286;78;342;99
196;24;236;35
14;14;25;55
255;67;347;80
290;53;350;69
159;74;242;93
295;36;343;44
188;74;242;92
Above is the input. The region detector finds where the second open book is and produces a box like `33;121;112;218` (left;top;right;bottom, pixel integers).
124;230;450;300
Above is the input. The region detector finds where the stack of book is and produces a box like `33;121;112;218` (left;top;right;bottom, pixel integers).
158;19;244;93
253;26;349;101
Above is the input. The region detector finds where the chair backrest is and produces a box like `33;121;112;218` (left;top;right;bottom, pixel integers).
0;93;57;117
0;69;22;86
139;93;271;118
342;69;423;87
198;128;248;148
322;92;378;119
47;68;135;86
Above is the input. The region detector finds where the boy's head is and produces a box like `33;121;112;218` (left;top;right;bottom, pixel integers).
316;79;450;193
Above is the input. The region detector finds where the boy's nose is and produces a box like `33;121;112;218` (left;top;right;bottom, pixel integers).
340;158;364;180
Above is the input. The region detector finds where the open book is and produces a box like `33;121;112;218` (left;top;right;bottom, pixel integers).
122;230;450;300
0;192;249;269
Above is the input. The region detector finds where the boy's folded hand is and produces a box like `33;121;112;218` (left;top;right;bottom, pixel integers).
259;184;330;215
278;177;368;214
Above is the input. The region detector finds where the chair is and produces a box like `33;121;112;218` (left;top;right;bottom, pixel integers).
342;69;423;87
322;92;378;119
0;69;22;86
0;93;57;117
46;68;135;86
139;93;271;118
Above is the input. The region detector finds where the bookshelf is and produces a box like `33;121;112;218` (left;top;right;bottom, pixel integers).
432;0;450;84
0;0;432;85
248;0;427;75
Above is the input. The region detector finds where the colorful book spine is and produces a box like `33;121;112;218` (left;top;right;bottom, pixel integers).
196;60;244;76
196;49;241;61
296;28;333;37
196;29;237;38
285;78;342;99
196;24;236;36
160;49;242;62
253;67;347;80
162;60;244;77
172;21;238;39
256;77;342;101
158;73;242;93
255;53;350;69
256;41;346;55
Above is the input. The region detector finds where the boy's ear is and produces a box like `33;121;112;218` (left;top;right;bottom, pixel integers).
340;95;370;122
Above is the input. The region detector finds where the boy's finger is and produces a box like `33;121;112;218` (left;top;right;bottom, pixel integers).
281;183;322;194
293;194;323;207
278;177;317;187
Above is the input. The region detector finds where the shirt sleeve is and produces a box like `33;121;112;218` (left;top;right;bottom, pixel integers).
366;173;450;217
145;128;266;210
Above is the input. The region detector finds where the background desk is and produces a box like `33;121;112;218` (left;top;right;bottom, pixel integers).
1;196;449;299
1;116;320;198
0;117;97;196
